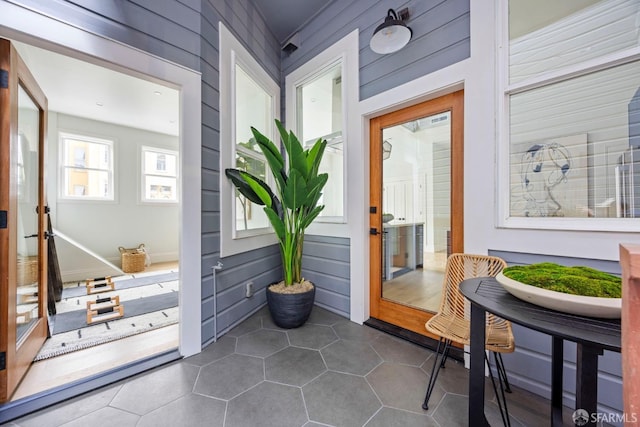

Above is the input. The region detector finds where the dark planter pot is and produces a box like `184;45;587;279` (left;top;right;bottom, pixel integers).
266;284;315;329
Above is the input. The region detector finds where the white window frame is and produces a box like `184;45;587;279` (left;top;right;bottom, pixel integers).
496;0;640;232
140;145;179;203
285;29;359;234
219;22;280;257
59;131;115;201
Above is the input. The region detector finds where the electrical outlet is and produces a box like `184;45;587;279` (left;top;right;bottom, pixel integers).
245;282;254;298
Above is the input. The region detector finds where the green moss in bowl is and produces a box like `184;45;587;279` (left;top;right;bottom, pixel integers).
501;262;621;298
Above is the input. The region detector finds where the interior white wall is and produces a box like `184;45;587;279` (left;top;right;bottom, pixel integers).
47;112;179;281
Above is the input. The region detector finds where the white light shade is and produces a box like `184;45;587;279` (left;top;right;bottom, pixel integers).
370;25;411;54
370;9;412;54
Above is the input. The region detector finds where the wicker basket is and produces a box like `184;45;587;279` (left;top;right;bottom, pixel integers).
119;244;146;273
17;256;38;286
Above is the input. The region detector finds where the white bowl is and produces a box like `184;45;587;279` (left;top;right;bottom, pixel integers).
496;272;621;319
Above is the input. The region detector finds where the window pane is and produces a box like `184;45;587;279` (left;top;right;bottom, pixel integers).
61;134;113;199
236;64;271;151
509;60;640;218
296;62;343;217
64;138;110;169
509;0;639;84
144;150;177;175
64;168;111;198
144;176;177;201
235;153;269;231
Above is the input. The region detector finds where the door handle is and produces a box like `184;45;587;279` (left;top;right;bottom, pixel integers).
24;233;38;238
369;228;387;235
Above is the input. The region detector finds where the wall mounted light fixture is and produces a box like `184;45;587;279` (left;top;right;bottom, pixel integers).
382;140;392;160
370;8;412;54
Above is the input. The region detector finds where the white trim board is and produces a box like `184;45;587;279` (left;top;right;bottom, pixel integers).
0;3;202;357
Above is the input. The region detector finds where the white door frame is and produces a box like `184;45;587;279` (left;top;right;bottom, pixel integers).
0;3;202;357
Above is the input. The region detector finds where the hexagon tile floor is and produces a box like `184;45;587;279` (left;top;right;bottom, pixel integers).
9;307;573;427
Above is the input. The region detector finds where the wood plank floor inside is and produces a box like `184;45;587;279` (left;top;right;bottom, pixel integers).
12;324;178;401
382;252;446;312
11;262;180;401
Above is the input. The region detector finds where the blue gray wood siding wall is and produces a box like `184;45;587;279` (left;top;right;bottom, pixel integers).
280;0;470;101
200;0;282;344
490;250;623;416
302;235;350;318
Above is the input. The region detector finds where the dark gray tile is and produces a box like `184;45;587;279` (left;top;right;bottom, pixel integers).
226;314;263;337
59;407;139;427
321;340;381;376
265;346;326;386
366;362;435;413
261;313;290;330
307;307;348;325
365;407;437;427
332;321;384;342
485;400;526;427
303;371;381;427
194;353;263;399
236;328;288;357
431;393;468;427
421;357;470;396
371;334;431;366
110;362;199;415
137;393;225;427
184;335;236;366
501;383;575;426
287;323;338;349
227;382;307;427
15;384;121;427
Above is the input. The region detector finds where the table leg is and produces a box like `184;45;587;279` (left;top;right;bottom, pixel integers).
469;302;490;426
576;344;603;427
551;336;564;426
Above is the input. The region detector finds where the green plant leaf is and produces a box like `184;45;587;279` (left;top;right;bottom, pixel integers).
282;169;307;209
224;168;266;205
300;205;325;229
305;173;328;206
306;138;327;177
250;128;287;188
264;207;285;242
275;120;307;177
240;171;272;208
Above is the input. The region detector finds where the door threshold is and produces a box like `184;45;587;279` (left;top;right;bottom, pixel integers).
0;349;180;424
364;318;464;362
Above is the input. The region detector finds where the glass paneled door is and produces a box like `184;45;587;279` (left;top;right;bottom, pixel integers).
0;38;49;403
369;91;463;338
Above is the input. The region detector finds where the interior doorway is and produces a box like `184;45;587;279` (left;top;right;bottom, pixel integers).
369;90;464;338
1;38;181;402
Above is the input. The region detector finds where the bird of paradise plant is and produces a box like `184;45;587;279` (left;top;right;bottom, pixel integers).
225;119;328;287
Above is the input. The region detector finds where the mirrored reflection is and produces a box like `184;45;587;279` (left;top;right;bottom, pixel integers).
381;112;451;312
16;84;41;343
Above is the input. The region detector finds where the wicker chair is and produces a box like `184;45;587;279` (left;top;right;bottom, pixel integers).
422;253;514;426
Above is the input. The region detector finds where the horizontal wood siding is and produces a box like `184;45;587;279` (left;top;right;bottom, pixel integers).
302;235;351;318
7;0;202;70
199;0;281;345
280;0;470;101
489;250;623;417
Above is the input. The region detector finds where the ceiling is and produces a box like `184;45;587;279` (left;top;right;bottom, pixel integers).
252;0;334;44
14;40;180;137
